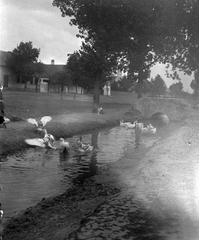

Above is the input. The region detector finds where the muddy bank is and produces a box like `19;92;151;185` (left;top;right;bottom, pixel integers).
0;107;132;239
2;168;120;240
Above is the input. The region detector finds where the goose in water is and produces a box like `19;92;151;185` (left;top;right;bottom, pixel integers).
77;136;94;153
0;116;10;128
125;119;138;129
25;137;56;149
119;120;131;127
25;129;56;149
59;138;70;152
27;116;52;132
142;124;156;134
43;129;55;143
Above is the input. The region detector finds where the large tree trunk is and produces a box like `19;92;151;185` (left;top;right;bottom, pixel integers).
137;70;143;99
92;80;100;113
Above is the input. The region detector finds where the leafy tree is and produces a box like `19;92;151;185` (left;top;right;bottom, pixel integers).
150;75;167;96
67;42;119;112
190;71;199;97
50;68;72;98
120;76;133;92
31;61;45;92
6;41;40;89
169;82;183;97
160;1;199;79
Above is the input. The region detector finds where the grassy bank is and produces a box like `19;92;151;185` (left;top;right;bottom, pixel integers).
0;91;134;156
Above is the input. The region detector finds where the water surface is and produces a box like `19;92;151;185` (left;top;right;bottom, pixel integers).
0;126;158;225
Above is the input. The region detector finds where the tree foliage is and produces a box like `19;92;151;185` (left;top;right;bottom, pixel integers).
67;42;119;111
53;0;199;100
169;82;183;96
150;74;167;96
6;41;40;88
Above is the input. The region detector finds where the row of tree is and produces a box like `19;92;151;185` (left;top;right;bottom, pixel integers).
7;1;199;111
6;39;197;101
112;74;185;97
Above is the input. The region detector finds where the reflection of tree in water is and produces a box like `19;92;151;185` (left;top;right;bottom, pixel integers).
135;124;142;149
73;151;98;184
91;130;99;149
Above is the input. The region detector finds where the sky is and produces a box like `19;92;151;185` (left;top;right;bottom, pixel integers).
0;0;193;93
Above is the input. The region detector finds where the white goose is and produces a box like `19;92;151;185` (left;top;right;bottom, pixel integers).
147;124;157;134
77;136;94;153
125;120;138;129
142;124;157;134
0;203;3;218
119;120;131;127
43;129;55;143
25;129;56;149
27;116;52;132
98;107;103;114
0;116;10;128
59;138;70;152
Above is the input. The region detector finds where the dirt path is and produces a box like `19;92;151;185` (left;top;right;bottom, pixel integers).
68;118;199;240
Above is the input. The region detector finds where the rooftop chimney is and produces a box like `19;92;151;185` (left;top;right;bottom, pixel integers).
51;59;55;65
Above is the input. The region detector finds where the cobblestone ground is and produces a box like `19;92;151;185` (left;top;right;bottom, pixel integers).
68;189;199;240
68;190;178;240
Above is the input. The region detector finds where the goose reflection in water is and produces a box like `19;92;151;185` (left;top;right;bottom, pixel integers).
58;130;100;184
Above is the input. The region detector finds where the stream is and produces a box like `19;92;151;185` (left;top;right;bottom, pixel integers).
0;125;159;229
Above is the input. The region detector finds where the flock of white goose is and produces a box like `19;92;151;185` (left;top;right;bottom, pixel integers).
25;116;93;153
120;119;157;134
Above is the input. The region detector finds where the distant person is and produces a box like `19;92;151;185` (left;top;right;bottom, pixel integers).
0;84;4;116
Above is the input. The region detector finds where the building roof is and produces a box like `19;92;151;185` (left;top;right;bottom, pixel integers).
0;51;12;66
40;64;65;78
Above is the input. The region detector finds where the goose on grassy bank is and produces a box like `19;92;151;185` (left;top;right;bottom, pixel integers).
98;107;103;114
0;203;3;218
0;116;10;128
27;116;52;132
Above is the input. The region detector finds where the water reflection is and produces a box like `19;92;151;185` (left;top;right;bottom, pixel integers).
72;152;98;184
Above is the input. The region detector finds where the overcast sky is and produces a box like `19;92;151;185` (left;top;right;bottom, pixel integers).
0;0;193;92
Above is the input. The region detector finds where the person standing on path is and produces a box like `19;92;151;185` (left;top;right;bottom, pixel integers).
0;85;4;116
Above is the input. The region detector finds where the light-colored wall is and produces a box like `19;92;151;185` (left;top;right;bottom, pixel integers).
0;65;17;86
